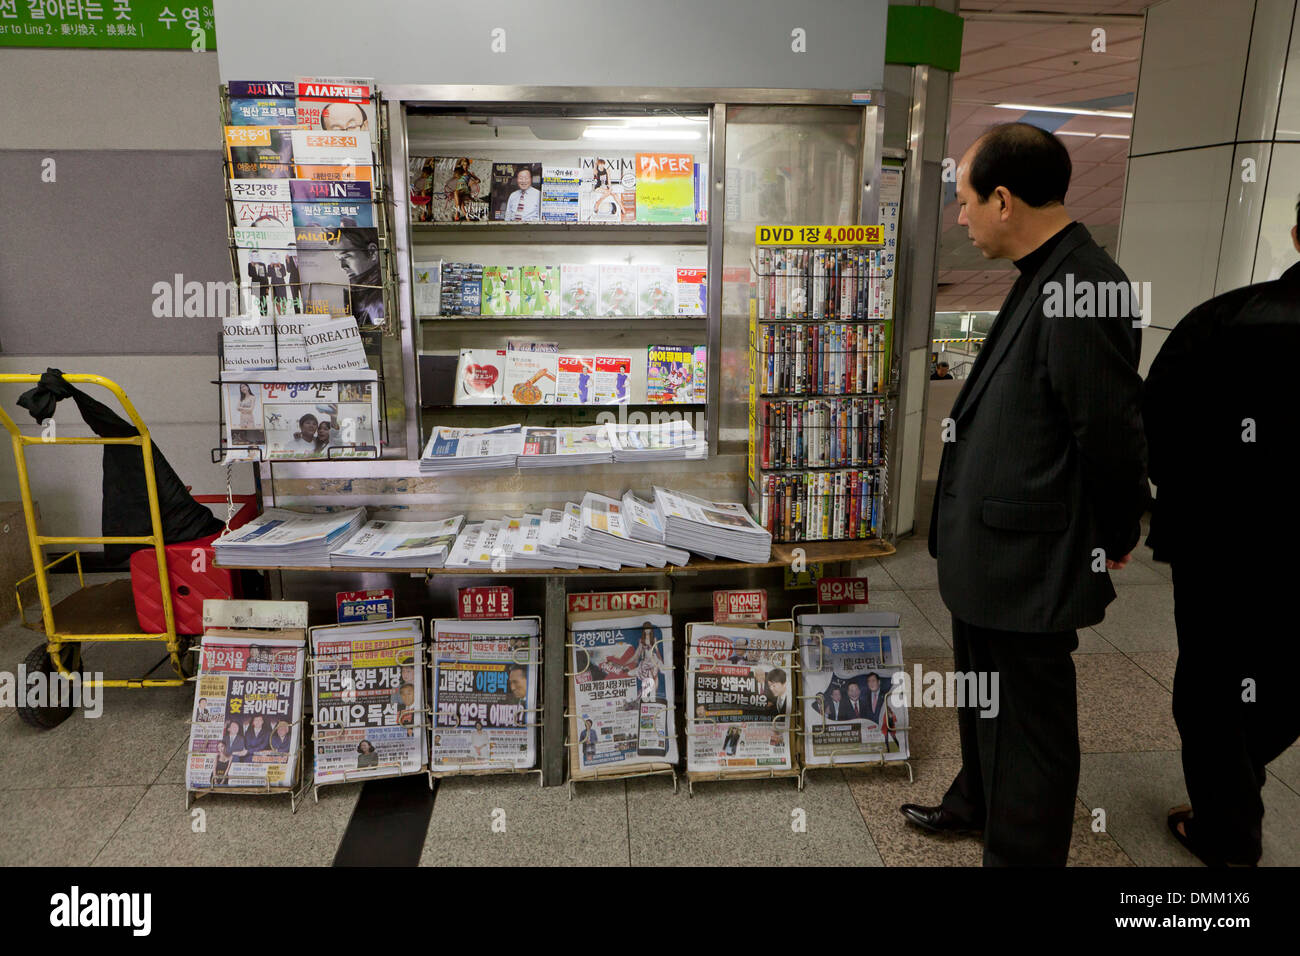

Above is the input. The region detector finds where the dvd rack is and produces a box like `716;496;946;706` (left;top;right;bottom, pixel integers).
747;245;893;543
216;85;398;462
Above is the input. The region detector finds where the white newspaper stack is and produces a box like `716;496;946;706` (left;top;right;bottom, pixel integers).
213;507;367;568
539;508;622;570
419;424;525;473
579;492;677;567
444;522;487;569
555;501;644;568
518;425;614;469
605;419;705;462
653;486;773;563
489;515;581;570
329;516;464;569
621;490;692;565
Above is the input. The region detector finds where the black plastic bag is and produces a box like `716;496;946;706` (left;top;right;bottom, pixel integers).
17;369;223;565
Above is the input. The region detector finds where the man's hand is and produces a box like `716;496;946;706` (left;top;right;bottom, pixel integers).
1106;553;1132;570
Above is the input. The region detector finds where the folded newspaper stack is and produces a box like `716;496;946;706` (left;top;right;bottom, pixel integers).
213;507;367;568
539;508;621;570
621;490;691;564
653;487;773;563
605;419;705;462
329;516;464;569
487;515;581;570
577;492;688;568
518;425;614;469
419;424;525;473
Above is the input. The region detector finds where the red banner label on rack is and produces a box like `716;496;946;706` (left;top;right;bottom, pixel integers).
459;586;513;620
566;589;670;615
336;589;395;624
712;589;768;623
817;577;869;607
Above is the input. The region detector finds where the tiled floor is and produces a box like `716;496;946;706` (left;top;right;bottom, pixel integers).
2;540;1297;866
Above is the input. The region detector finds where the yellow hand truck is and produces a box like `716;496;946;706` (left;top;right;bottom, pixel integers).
0;373;192;729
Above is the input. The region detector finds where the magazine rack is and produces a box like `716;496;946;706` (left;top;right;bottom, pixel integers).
307;620;433;800
791;602;912;786
426;615;545;787
683;619;803;795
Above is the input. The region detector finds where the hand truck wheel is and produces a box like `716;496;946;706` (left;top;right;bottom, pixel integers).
16;641;85;730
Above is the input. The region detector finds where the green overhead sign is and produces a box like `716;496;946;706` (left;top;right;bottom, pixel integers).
0;1;215;49
885;6;963;73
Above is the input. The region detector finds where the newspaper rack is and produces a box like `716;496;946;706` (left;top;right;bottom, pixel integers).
426;615;545;787
185;600;313;814
563;639;679;799
683;619;803;795
791;602;912;786
307;617;432;801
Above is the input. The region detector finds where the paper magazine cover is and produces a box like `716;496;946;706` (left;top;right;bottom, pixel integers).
231;178;292;229
647;344;694;404
432;156;491;222
236;246;300;317
638;264;676;316
187;632;306;790
481;265;520;316
290;129;373;182
570;614;677;773
294;76;374;132
310;618;426;784
225;126;294;179
454;348;507;405
228;80;297;126
555;354;593;404
592;355;631;404
676;268;707;315
599;264;636;316
541;165;580;222
579;155;635;222
798;612;909;764
431;618;539;772
504;341;558;406
296;226;384;326
290;179;375;243
440;261;483;315
412;261;441;316
409;156;438;222
490;162;543;222
519;265;559;317
561;264;599;316
692;345;707;402
636;153;696;223
686;623;795;773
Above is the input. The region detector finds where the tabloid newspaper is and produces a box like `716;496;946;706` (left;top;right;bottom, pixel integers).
686;623;795;773
798;612;909;764
431;618;539;772
310;618;427;784
570;613;677;774
188;631;305;790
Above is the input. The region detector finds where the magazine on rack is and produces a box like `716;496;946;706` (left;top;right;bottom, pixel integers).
432;157;491;222
212;507;366;568
225;125;294;179
187;625;306;790
432;618;540;772
569;613;677;774
654;486;772;562
220;372;380;462
228;80;297;126
490;162;542;222
797;611;908;764
419;423;525;473
310;617;426;784
578;155;635;222
294;76;375;133
231;178;292;229
329;516;464;569
686;623;795;773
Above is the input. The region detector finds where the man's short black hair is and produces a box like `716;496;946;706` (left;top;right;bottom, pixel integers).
969;122;1072;208
1295;194;1299;232
768;667;787;684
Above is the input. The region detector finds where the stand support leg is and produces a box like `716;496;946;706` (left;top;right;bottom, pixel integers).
542;575;566;787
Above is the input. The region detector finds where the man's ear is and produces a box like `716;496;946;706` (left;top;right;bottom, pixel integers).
995;186;1013;221
1292;224;1299;253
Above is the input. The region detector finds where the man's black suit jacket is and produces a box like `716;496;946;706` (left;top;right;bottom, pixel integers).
928;223;1148;633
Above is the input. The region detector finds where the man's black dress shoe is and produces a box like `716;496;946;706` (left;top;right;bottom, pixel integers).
899;803;982;835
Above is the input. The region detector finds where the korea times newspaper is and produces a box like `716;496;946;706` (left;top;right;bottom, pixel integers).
310;618;427;783
431;618;539;772
187;633;306;790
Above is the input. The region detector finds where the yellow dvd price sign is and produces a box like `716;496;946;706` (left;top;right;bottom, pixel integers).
755;225;884;246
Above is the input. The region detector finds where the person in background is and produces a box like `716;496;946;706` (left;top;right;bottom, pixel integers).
1143;203;1300;867
900;123;1148;866
931;361;954;380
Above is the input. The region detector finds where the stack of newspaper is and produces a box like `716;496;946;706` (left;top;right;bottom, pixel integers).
213;507;367;568
654;487;773;563
486;515;581;570
605;419;706;462
329;516;464;569
540;508;622;570
518;425;614;469
584;492;690;567
419;424;525;473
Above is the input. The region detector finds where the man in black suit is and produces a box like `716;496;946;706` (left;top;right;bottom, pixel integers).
900;123;1148;865
861;672;887;725
823;685;848;721
1144;209;1300;867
